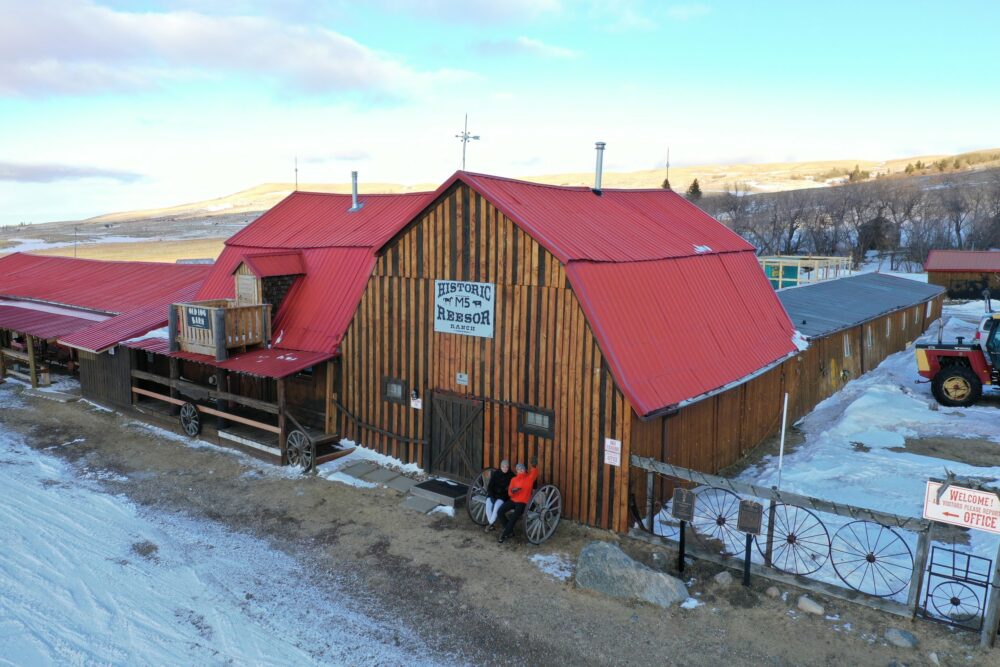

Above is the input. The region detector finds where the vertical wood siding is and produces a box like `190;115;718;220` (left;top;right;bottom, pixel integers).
338;183;634;531
78;347;133;407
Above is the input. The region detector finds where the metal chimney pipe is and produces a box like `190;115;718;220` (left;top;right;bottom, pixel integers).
593;142;606;194
350;171;359;211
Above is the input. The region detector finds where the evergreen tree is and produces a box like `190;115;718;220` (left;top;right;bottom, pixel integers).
661;177;672;190
904;163;915;175
685;178;702;200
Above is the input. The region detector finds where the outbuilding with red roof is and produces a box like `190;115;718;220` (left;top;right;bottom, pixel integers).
925;249;1000;298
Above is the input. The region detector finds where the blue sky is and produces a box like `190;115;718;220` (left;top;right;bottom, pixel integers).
1;0;998;226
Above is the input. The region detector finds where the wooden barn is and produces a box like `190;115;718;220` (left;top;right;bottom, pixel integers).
0;253;208;395
336;172;800;532
925;249;1000;298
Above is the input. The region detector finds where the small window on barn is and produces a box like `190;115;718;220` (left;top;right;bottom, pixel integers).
925;301;933;318
866;326;873;349
382;377;407;404
843;334;851;358
902;311;907;329
886;318;891;338
296;365;314;379
519;407;555;439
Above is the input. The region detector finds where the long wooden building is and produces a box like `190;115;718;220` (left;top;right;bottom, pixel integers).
925;249;1000;298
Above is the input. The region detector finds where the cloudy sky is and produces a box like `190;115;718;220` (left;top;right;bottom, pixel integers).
1;0;998;225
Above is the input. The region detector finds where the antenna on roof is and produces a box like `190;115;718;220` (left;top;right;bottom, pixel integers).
348;171;364;212
665;146;671;190
455;113;480;170
294;156;299;191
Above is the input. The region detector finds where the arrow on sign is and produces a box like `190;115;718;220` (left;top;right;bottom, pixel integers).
943;512;959;518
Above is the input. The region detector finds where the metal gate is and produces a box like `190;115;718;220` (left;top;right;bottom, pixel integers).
429;393;483;480
920;546;993;631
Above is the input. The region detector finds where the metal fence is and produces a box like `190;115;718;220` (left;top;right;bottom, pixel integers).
628;455;981;626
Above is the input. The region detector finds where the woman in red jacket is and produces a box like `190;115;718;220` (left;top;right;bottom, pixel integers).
496;459;539;544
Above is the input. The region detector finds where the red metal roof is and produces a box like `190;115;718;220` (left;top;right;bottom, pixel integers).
126;337;330;378
238;251;305;278
0;304;108;340
59;282;203;353
0;253;210;314
225;191;432;249
924;249;1000;272
198;246;376;354
567;251;798;416
425;172;752;263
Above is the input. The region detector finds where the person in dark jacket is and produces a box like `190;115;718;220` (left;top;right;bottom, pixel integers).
484;459;514;532
497;458;539;544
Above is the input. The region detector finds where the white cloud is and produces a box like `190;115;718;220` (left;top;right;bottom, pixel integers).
0;161;143;183
475;36;581;59
666;3;711;21
0;0;471;98
369;0;562;23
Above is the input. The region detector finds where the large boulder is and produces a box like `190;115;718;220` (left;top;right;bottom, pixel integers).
575;541;688;608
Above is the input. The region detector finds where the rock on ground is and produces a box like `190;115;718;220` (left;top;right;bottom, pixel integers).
797;595;824;616
713;571;733;586
575;541;688;608
884;628;918;649
765;586;780;598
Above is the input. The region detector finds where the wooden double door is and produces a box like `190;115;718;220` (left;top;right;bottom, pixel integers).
429;393;483;481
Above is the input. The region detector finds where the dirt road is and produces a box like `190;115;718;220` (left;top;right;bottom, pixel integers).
1;384;992;666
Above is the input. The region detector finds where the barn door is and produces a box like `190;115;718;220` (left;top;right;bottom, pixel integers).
429;393;484;480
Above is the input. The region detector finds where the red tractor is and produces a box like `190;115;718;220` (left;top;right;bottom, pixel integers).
916;299;1000;407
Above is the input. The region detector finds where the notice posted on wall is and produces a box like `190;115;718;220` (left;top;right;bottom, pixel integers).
434;280;495;338
604;438;622;467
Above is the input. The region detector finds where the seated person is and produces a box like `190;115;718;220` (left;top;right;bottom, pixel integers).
484;459;514;532
497;457;539;544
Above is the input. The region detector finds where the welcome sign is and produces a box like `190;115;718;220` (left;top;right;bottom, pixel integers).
434;280;495;338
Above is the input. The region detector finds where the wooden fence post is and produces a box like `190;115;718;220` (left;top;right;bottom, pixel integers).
645;471;655;532
26;336;37;389
168;357;181;416
277;377;287;466
907;524;933;617
212;308;227;361
981;541;1000;649
168;304;180;353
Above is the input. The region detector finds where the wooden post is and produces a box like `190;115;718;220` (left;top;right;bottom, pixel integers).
981;540;1000;649
215;368;229;429
168;357;181;416
645;471;655;532
212;307;227;361
277;377;287;466
26;336;37;389
907;523;933;617
324;360;334;434
168;304;180;353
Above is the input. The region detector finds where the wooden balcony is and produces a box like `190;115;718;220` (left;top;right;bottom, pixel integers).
169;299;272;361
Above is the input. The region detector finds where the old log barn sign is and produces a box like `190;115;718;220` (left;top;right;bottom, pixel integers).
924;480;1000;535
185;306;211;330
434;280;495;338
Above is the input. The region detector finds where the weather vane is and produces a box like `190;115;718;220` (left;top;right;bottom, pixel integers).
455;113;480;170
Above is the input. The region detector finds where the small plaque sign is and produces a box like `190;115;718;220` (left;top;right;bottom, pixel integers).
671;488;696;522
186;306;211;330
604;438;622;466
410;397;423;410
456;372;469;386
737;500;764;535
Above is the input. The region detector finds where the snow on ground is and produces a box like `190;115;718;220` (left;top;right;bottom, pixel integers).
315;438;424;489
738;303;1000;594
0;415;447;666
528;553;574;582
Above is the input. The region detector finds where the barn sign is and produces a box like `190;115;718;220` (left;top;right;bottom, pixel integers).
924;480;1000;535
434;280;495;338
185;306;211;330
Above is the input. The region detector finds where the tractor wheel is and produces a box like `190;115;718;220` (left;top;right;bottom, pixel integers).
932;366;982;407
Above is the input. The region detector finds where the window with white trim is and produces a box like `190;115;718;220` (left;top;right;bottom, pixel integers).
519;407;555;439
886;318;891;338
843;334;852;358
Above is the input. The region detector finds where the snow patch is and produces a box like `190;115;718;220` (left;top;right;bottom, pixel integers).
529;552;574;581
430;505;456;517
680;597;703;610
791;330;810;351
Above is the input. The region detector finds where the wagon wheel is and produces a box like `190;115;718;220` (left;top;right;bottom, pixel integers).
755;503;831;575
652;498;682;541
929;581;981;623
466;469;491;526
179;402;201;437
524;485;562;544
300;436;316;473
690;486;744;556
830;521;913;598
286;429;309;468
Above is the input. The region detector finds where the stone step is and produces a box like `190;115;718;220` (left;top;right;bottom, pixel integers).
401;494;442;514
410;479;468;508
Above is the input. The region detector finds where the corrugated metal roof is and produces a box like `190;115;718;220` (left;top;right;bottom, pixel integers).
0;304;108;340
224;191;433;249
126;337;330;378
777;273;945;339
0;253;210;314
197;246;375;354
924;249;1000;272
238;251;305;277
59;282;203;353
433;172;752;263
568;251;798;416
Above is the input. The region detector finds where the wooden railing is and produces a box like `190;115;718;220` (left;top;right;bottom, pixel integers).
170;300;272;360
